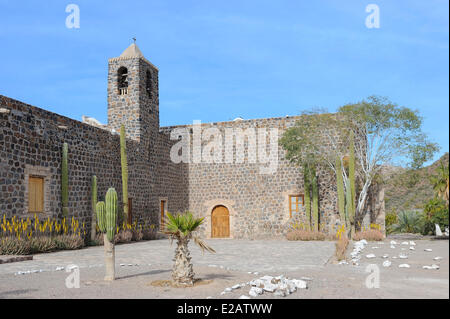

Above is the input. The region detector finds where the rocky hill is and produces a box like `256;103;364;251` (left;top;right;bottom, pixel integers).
383;153;449;213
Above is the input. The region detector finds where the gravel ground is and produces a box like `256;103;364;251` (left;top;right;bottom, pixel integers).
0;239;447;299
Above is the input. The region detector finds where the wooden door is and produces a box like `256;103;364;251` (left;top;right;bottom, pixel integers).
29;176;44;213
211;206;230;238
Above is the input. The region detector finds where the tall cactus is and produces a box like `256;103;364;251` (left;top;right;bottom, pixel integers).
61;143;69;217
344;177;352;232
91;175;97;241
311;169;319;232
303;166;311;231
120;125;129;224
349;130;356;236
96;201;106;232
105;188;118;242
336;156;346;226
96;188;118;281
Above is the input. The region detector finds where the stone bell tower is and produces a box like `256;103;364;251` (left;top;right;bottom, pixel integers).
107;42;159;143
107;42;160;226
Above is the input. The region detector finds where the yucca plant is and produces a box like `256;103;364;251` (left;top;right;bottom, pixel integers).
163;212;215;286
390;210;423;234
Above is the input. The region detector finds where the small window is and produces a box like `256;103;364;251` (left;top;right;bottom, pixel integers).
289;194;304;218
146;70;152;98
118;66;128;95
29;176;44;213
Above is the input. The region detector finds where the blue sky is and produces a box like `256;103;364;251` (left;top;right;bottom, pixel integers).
0;0;448;163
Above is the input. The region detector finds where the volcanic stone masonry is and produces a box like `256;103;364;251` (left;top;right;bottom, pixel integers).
0;43;385;239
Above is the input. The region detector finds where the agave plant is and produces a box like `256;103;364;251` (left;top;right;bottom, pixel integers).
390;210;423;234
163;212;215;286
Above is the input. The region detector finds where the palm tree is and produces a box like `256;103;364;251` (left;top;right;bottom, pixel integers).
430;163;449;203
390;210;423;234
163;212;215;286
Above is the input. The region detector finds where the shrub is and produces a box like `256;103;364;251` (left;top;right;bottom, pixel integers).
115;229;133;243
93;232;104;245
286;230;327;241
143;229;157;240
353;229;384;241
54;235;84;250
385;212;398;231
131;229;144;241
0;234;86;255
421;198;449;235
390;210;422;234
30;237;57;254
0;237;32;255
335;235;349;261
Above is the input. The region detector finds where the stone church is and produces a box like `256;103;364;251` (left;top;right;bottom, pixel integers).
0;44;385;239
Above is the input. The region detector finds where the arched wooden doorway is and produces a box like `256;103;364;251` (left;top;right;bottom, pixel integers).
211;205;230;238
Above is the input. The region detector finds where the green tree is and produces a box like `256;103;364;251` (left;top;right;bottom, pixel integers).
421;198;449;235
280;96;439;237
430;162;449;203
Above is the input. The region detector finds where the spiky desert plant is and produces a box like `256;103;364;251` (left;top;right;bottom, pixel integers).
96;188;118;281
61;143;69;217
336;156;346;226
90;175;97;241
96;202;106;233
348;131;356;236
390;210;422;234
345;177;352;232
163;212;215;286
303;166;311;230
105;188;118;242
120;125;129;223
311;170;319;232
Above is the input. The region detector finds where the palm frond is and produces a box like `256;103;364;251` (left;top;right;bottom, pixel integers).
193;235;216;254
390;210;422;234
162;211;206;238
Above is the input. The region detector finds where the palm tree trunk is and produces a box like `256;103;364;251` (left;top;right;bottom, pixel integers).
172;236;194;286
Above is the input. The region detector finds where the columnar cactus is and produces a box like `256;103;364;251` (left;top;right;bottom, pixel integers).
96;201;106;232
95;187;118;281
348;130;356;235
105;188;118;242
120;125;129;223
345;177;352;232
336;156;346;226
91;175;97;241
303;166;311;230
312;170;319;232
61;143;69;217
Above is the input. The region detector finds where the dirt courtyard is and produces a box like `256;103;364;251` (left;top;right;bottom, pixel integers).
0;238;448;299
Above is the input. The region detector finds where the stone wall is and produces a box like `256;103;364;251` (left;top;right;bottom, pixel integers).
0;94;384;240
0;95;161;235
161;117;342;239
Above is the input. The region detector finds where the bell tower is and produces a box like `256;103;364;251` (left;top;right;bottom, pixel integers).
107;42;159;143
